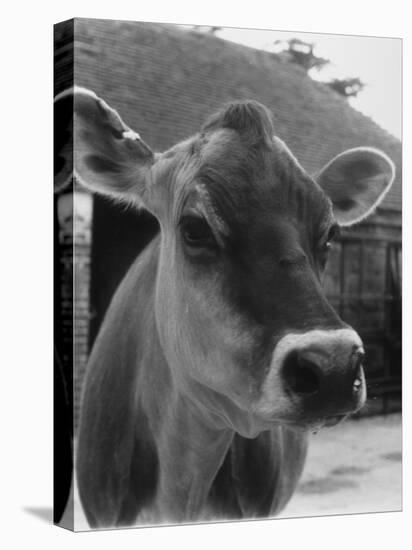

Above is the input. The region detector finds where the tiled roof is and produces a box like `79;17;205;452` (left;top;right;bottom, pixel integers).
69;18;401;212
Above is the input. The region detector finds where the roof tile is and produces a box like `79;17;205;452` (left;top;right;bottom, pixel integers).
69;19;401;212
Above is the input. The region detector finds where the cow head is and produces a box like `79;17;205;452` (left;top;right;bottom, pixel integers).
56;88;394;435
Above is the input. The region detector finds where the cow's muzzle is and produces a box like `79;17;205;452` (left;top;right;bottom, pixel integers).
279;329;366;421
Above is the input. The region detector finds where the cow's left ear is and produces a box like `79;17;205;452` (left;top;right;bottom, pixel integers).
54;87;156;211
315;147;395;226
54;88;74;193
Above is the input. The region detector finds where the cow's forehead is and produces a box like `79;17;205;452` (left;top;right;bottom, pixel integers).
192;128;333;231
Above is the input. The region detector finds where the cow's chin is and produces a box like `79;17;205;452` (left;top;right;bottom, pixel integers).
187;388;319;439
183;376;358;438
253;406;358;434
180;378;279;438
278;413;349;433
207;405;351;439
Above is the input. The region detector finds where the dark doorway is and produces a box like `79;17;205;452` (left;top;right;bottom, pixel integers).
89;195;159;348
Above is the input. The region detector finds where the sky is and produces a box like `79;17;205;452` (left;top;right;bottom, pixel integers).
216;28;402;140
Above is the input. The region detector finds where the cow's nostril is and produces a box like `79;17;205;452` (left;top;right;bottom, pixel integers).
282;351;321;395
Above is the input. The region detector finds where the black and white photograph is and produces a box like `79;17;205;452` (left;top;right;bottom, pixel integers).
53;17;401;533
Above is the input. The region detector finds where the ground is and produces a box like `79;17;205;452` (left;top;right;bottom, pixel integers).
279;413;402;518
69;413;402;530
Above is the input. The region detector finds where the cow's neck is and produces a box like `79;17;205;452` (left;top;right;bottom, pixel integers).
139;344;233;522
153;388;233;523
129;237;233;523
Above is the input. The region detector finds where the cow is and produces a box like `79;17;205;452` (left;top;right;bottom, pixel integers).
54;87;394;528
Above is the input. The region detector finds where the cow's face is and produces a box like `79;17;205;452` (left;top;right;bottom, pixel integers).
60;89;394;435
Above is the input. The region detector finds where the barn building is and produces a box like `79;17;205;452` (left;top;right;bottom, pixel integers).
54;19;402;427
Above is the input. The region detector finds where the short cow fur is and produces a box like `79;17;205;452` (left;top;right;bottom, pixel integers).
55;88;394;527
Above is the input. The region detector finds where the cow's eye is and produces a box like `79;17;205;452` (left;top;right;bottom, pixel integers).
317;224;339;267
180;215;216;250
325;224;340;248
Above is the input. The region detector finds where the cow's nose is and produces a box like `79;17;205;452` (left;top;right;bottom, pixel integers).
282;345;366;417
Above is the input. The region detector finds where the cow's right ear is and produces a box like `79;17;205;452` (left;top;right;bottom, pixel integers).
315;147;395;226
54;87;155;209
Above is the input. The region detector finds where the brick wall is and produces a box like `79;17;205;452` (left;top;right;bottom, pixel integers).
56;189;93;430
